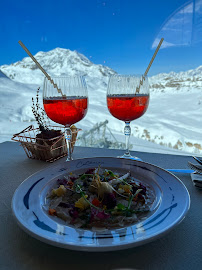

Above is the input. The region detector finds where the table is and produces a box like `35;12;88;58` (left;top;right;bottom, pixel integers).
1;141;202;270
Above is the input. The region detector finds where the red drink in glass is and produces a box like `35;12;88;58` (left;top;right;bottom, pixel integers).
43;96;88;126
107;94;149;122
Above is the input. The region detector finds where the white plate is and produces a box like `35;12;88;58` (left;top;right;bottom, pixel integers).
12;157;190;252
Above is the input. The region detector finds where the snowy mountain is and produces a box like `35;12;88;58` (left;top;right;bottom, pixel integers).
0;48;202;155
149;66;202;93
0;48;116;85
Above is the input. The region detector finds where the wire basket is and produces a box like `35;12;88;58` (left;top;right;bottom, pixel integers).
11;125;80;162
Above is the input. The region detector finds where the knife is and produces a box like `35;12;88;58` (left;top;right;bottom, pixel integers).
166;169;194;174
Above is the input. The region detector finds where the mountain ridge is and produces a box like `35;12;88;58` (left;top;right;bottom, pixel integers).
0;48;202;92
0;48;116;85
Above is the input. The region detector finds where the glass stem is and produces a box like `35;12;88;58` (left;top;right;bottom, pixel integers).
65;126;72;161
124;121;131;157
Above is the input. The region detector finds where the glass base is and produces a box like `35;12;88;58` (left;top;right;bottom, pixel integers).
117;153;142;161
66;156;73;161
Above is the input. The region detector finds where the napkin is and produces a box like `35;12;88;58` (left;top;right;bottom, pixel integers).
191;172;202;188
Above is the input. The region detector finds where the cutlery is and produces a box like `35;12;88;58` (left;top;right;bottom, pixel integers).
167;169;194;174
192;156;202;166
187;162;202;174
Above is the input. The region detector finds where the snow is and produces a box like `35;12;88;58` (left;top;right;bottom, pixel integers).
0;48;202;156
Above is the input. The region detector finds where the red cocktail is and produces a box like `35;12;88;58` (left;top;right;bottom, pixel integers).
43;97;88;126
107;75;149;160
107;94;149;122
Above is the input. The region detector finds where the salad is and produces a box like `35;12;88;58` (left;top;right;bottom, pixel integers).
45;167;155;230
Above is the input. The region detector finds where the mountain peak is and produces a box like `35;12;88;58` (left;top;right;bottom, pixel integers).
0;48;116;84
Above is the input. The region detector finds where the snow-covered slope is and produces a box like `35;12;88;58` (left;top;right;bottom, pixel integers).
0;70;9;79
0;48;202;155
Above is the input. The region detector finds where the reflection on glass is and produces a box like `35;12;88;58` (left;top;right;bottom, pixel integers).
152;0;202;48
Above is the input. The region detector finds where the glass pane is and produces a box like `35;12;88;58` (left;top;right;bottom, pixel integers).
0;0;201;156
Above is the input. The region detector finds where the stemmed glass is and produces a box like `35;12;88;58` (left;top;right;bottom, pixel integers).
107;75;149;160
43;76;88;161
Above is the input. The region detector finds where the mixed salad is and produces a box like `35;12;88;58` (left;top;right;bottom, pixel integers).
45;167;155;230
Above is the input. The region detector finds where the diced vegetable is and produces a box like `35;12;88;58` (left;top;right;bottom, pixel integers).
52;185;66;197
49;208;56;216
75;195;90;210
92;198;100;207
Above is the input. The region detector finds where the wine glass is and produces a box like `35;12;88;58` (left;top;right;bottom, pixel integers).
107;74;149;160
43;76;88;161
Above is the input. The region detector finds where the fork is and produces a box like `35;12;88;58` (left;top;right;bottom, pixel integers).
192;156;202;166
188;162;202;174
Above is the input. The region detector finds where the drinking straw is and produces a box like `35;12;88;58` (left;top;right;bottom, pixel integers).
136;38;164;93
18;41;63;95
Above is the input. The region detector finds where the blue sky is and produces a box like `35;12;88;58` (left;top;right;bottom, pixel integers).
0;0;201;75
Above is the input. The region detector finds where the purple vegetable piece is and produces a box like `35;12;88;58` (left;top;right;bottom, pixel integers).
85;168;95;174
69;176;77;181
91;208;110;220
91;207;97;215
57;178;68;186
69;207;79;218
139;183;146;195
102;193;117;209
96;211;110;220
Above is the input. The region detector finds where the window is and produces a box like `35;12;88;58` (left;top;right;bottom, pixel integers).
0;0;201;156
